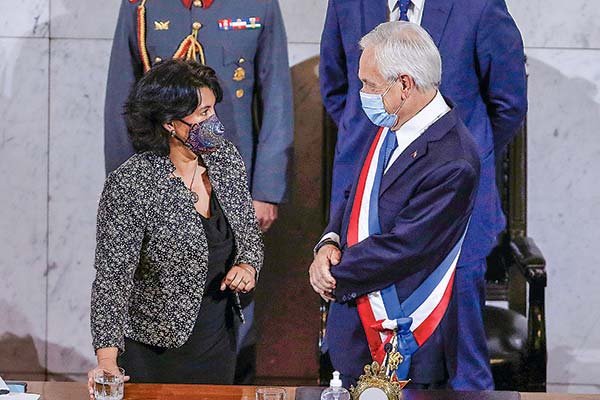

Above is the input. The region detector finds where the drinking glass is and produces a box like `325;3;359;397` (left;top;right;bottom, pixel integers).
93;368;125;400
256;387;286;400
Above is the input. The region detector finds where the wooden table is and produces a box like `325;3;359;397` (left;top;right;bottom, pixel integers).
27;382;297;400
25;382;600;400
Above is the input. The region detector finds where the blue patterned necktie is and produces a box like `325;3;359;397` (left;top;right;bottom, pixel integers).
397;0;411;21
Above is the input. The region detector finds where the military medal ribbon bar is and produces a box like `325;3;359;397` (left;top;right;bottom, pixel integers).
218;17;262;31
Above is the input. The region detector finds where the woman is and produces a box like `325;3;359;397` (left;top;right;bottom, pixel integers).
88;59;263;394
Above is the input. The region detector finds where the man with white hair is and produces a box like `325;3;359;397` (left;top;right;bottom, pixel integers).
320;0;527;390
309;21;481;388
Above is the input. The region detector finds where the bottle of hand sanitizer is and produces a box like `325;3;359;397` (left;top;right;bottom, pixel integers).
321;371;351;400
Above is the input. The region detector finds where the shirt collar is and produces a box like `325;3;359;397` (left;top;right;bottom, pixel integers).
393;90;450;140
412;0;424;13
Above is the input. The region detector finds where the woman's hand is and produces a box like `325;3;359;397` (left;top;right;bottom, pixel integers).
220;264;256;293
87;348;129;399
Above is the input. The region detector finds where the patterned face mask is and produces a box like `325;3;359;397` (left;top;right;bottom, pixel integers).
176;114;225;154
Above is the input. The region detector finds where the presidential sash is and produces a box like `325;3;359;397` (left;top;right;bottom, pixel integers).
346;127;467;380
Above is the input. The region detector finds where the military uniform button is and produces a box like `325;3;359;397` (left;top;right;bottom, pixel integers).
154;57;162;63
193;0;202;6
238;57;246;64
192;21;202;30
236;89;245;98
233;67;246;81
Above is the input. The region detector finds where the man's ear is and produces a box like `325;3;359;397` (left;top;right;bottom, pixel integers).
399;74;415;92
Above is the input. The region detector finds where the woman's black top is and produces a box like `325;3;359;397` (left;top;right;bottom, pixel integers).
119;191;237;384
91;148;263;354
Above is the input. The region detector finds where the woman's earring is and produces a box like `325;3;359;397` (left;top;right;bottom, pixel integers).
170;130;176;137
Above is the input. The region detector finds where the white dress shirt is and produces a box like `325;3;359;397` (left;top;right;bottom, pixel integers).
316;91;450;250
388;0;425;25
384;90;449;173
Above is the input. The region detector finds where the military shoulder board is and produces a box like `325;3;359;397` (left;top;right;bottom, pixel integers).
218;17;262;31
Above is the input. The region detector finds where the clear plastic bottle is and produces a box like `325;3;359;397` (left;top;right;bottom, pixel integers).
321;371;351;400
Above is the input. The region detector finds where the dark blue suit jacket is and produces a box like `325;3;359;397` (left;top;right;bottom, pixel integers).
325;108;480;384
319;0;527;262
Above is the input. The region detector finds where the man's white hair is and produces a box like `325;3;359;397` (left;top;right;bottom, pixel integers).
359;21;442;92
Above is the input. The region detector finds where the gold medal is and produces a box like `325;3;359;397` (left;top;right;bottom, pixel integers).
233;67;246;81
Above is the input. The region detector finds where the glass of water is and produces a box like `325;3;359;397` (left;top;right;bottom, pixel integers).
256;387;286;400
93;368;125;400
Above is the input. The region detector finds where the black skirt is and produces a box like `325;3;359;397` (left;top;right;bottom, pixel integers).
119;191;237;384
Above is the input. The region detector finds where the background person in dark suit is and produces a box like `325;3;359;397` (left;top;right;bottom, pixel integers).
104;0;293;382
310;22;480;389
319;0;527;389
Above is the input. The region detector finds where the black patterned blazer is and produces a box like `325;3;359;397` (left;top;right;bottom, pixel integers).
91;140;263;352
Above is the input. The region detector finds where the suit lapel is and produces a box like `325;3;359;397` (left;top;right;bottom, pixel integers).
340;137;427;244
379;108;459;196
379;140;428;196
202;148;242;236
421;0;454;47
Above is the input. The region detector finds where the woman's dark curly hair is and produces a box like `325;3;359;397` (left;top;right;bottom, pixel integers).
124;59;223;155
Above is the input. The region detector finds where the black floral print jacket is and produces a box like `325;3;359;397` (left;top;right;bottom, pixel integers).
90;140;263;353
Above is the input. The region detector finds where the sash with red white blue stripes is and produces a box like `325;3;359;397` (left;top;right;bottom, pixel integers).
346;127;468;380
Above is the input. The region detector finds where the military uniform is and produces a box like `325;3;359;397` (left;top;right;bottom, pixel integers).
104;0;294;383
104;0;293;205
